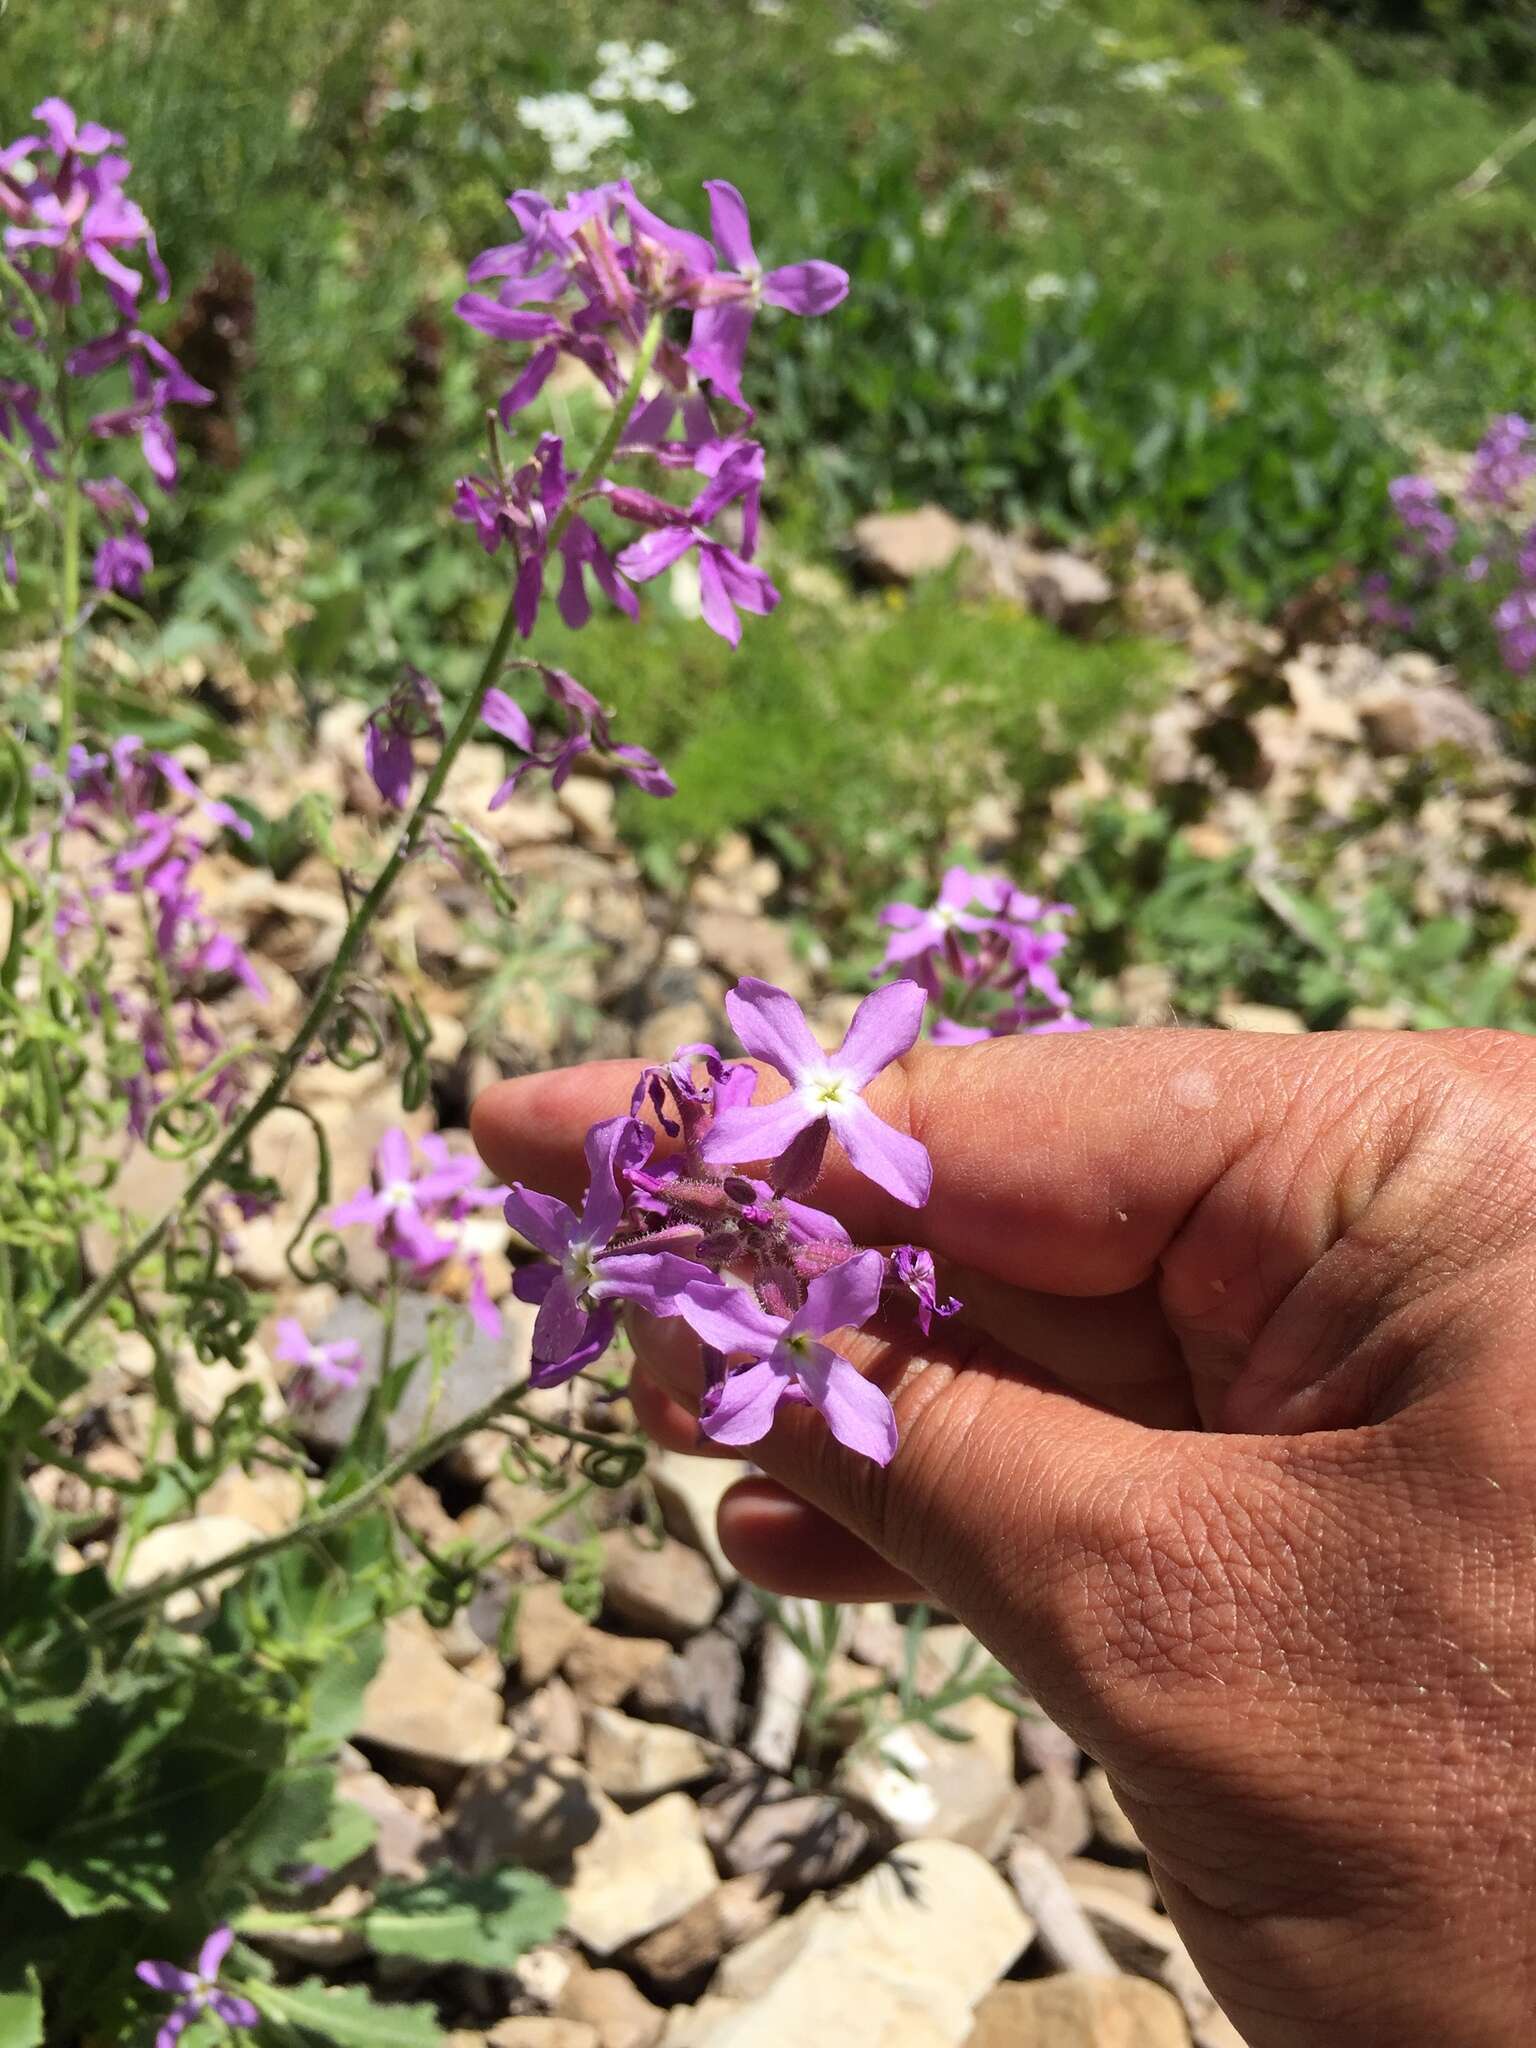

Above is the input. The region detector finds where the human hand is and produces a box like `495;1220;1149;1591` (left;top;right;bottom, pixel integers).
473;1026;1536;2047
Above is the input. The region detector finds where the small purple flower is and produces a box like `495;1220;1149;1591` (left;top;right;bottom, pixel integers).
1389;474;1458;563
274;1318;366;1402
890;1244;961;1337
1495;585;1536;674
92;531;152;596
454;435;638;637
674;1250;896;1463
330;1128;484;1270
612;443;779;647
687;181;849;412
136;1925;258;2048
364;665;443;809
1465;413;1536;509
702;978;932;1207
482;671;674;802
506;1115;713;1383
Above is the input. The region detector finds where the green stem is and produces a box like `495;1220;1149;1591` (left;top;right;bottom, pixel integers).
70;1373;533;1639
547;309;665;555
0;1244;24;1598
53;341;80;777
53;601;520;1350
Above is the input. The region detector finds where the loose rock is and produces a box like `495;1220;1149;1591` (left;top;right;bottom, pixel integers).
559;1968;666;2048
565;1629;673;1708
449;1745;607;1875
627;1874;779;1992
518;1579;593;1686
564;1792;719;1956
851;505;966;583
357;1613;513;1771
601;1531;721;1641
702;1769;875;1891
633;1631;745;1747
1018;1769;1093;1861
963;1975;1190;2048
1085;1766;1146;1859
583;1706;720;1802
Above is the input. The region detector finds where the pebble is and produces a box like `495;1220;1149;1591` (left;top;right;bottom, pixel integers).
559;1968;666;2048
583;1706;720;1802
356;1613;513;1771
518;1579;593;1685
487;2024;599;2048
564;1792;718;1955
449;1747;607;1875
600;1531;721;1641
1085;1767;1147;1859
839;1718;1021;1860
335;1766;441;1880
627;1874;779;1992
702;1769;875;1890
565;1630;673;1708
509;1677;586;1758
649;1450;741;1585
118;1515;264;1627
962;1975;1191;2048
1018;1769;1093;1860
632;1632;744;1747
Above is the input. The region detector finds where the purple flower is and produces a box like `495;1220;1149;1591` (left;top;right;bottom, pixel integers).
1466;413;1536;509
0;378;60;476
454;435;638;636
1495;586;1536;674
136;1925;258;2048
483;671;673;802
612;444;778;646
890;1244;961;1337
506;1115;713;1383
92;531;152;596
363;666;442;809
686;181;849;411
702;978;932;1207
1389;474;1458;563
674;1250;895;1463
330;1128;486;1270
274;1318;366;1403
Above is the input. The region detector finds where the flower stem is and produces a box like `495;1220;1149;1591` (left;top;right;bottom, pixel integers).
546;309;665;555
52;592;523;1351
53;338;81;776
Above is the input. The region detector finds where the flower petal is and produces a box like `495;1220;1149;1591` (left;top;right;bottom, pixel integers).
209;1993;261;2030
762;261;849;316
789;1248;886;1342
828;1096;932;1208
579;1115;649;1247
512;1261;558;1304
593;1250;714;1315
701;1091;817;1170
503;1184;579;1259
454;292;562;340
615;523;697;583
722;977;823;1081
672;1278;784;1357
529;1301;617;1387
795;1345;898;1465
704;180;758;271
532;1275;592;1366
695;547;742;647
700;1357;791;1447
135;1964;197;1996
834;979;927;1089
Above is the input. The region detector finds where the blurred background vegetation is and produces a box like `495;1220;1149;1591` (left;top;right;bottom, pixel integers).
3;0;1534;1026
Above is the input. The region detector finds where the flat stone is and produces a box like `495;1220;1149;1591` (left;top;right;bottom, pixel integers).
510;1676;586;1758
119;1515;265;1627
559;1968;665;2048
565;1792;718;1956
1018;1770;1092;1860
692;911;809;1005
601;1531;721;1641
851;506;966;583
565;1630;672;1708
627;1874;780;1991
841;1720;1020;1860
357;1613;513;1769
696;1839;1033;2047
518;1579;594;1685
300;1292;533;1456
702;1769;874;1890
488;2025;599;2048
963;1976;1190;2048
1068;1882;1183;1977
199;1463;309;1537
1085;1766;1146;1859
584;1706;719;1802
336;1766;441;1880
449;1745;607;1875
632;1631;745;1747
649;1450;739;1585
1061;1857;1157;1907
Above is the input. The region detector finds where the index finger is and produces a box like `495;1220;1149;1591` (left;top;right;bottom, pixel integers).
470;1026;1379;1299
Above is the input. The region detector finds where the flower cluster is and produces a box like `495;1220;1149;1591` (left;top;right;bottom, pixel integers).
1372;416;1536;681
878;864;1086;1041
50;735;265;1137
502;975;951;1466
450;177;845;646
1;98;211;594
327;1127;510;1341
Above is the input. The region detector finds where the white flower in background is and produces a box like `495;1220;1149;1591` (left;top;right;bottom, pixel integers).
590;39;694;112
516;92;630;176
751;0;788;16
1118;59;1184;93
1025;272;1069;303
832;24;898;59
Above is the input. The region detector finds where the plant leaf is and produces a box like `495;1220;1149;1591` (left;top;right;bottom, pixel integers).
0;1962;42;2048
253;1979;441;2047
364;1866;565;1967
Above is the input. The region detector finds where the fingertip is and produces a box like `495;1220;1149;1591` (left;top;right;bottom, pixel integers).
471;1059;645;1193
717;1476;923;1601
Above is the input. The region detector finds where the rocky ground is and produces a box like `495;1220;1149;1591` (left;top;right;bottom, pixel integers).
38;519;1536;2048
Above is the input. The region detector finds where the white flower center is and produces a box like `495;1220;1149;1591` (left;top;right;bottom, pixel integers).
381;1180;417;1211
799;1065;852;1114
564;1239;601;1299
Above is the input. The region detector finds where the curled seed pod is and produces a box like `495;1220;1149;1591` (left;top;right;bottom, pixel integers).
324;990;385;1071
148;1092;221;1160
580;1439;647;1489
287;1226;348;1289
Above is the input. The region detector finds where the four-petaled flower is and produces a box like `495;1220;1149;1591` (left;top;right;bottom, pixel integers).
136;1925;258;2048
674;1250;896;1463
702;978;931;1207
273;1318;365;1403
506;1115;713;1383
687;180;850;412
612;443;777;647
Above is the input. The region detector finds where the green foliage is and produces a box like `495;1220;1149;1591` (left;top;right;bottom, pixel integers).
253;1979;442;2047
363;1866;566;1967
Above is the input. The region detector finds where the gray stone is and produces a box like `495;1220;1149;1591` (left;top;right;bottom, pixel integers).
702;1768;875;1890
1018;1769;1092;1860
627;1874;779;1991
336;1766;441;1881
300;1292;533;1456
649;1450;740;1585
840;1717;1020;1861
509;1676;586;1758
565;1629;673;1707
632;1631;745;1747
449;1746;606;1875
601;1531;721;1641
517;1579;593;1685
